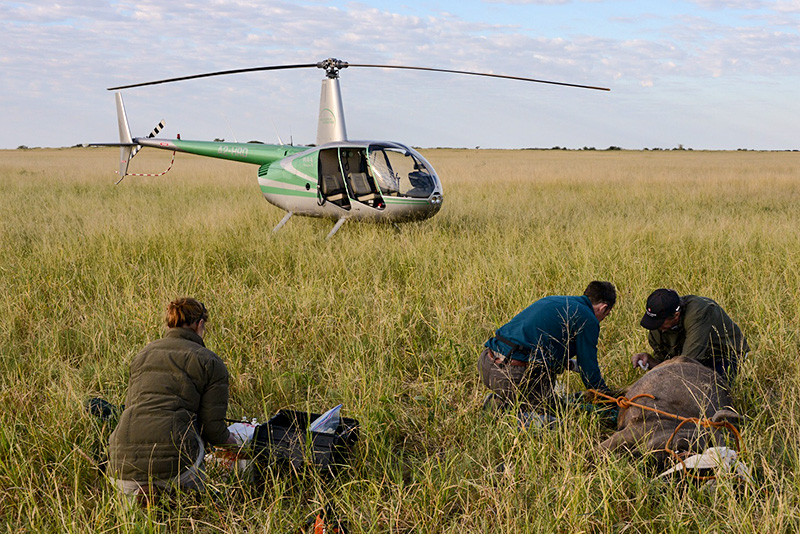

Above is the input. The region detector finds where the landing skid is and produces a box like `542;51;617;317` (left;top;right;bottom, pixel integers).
272;212;347;239
272;212;293;232
326;217;347;240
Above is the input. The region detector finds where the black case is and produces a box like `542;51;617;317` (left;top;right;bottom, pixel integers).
252;409;359;470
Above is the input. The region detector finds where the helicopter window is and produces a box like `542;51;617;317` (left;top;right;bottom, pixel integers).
368;147;435;198
369;149;400;195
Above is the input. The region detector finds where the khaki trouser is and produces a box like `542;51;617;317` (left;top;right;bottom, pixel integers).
110;432;206;503
478;347;557;410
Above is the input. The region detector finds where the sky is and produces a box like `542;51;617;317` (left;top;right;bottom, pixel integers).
1;0;799;150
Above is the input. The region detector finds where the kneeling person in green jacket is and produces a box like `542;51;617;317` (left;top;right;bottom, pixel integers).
479;281;617;411
109;298;236;498
632;288;749;384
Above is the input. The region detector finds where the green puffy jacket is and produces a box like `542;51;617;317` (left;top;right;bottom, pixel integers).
109;327;230;482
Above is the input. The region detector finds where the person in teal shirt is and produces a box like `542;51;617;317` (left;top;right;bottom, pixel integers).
479;281;617;411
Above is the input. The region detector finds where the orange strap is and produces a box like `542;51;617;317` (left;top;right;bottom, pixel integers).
588;389;743;481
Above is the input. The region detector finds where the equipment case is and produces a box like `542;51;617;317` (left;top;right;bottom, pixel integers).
252;409;359;470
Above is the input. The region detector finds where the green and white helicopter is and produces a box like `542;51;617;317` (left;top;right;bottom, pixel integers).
99;58;608;238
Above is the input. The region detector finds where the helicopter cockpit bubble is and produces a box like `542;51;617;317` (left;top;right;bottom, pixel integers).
368;143;438;199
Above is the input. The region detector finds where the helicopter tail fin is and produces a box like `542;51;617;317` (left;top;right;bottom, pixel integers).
115;92;135;178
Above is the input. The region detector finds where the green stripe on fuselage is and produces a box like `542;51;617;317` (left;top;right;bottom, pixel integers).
259;184;432;205
384;197;432;205
261;162;315;187
172;139;307;165
259;185;317;198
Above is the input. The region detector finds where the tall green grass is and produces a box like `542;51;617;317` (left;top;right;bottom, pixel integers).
1;147;798;532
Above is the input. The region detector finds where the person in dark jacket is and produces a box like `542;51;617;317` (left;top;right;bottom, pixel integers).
109;298;235;498
479;281;617;411
632;288;749;384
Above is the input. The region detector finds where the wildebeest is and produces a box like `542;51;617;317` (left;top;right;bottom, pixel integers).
599;356;740;464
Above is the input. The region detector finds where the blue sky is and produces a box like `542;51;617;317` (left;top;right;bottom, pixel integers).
1;0;799;150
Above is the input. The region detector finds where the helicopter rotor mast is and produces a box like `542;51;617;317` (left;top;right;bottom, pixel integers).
316;58;349;145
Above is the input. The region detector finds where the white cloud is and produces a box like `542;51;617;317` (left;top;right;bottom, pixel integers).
482;0;577;4
774;0;800;13
1;0;799;149
688;0;767;9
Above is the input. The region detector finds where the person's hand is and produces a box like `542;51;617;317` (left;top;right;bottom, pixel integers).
631;352;653;371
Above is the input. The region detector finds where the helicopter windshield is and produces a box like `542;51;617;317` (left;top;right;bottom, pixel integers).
368;145;436;198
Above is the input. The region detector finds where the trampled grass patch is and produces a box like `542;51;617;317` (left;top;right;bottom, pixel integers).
1;147;799;532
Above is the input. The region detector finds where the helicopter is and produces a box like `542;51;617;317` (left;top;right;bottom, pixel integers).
96;58;609;238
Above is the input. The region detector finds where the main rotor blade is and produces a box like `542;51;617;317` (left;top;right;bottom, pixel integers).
346;63;610;91
107;63;318;90
108;58;609;92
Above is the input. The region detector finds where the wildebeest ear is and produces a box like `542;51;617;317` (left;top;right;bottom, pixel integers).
711;408;741;423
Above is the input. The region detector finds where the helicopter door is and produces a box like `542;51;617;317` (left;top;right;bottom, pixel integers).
340;148;384;209
369;146;436;199
318;148;351;210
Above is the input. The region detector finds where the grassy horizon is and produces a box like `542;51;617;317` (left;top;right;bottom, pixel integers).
1;147;799;532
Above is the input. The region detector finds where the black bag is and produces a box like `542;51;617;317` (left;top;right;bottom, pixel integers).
251;409;359;472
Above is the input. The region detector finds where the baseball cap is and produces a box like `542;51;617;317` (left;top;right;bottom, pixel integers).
640;289;681;330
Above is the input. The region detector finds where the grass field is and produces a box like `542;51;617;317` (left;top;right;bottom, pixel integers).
1;147;799;532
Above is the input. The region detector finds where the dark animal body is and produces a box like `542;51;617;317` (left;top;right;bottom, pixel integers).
599;356;739;463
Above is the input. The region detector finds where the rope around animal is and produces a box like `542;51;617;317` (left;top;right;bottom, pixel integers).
587;389;743;481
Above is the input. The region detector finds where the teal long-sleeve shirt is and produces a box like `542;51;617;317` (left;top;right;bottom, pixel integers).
485;295;609;392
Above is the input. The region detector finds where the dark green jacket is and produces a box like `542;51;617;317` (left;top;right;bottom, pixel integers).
109;327;230;482
648;295;749;367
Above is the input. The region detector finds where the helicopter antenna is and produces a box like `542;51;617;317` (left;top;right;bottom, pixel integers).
223;114;239;143
270;119;284;145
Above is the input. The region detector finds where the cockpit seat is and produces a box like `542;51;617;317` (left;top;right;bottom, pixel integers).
321;174;346;202
349;172;381;202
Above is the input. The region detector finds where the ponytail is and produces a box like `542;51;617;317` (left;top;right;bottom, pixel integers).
165;298;208;328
